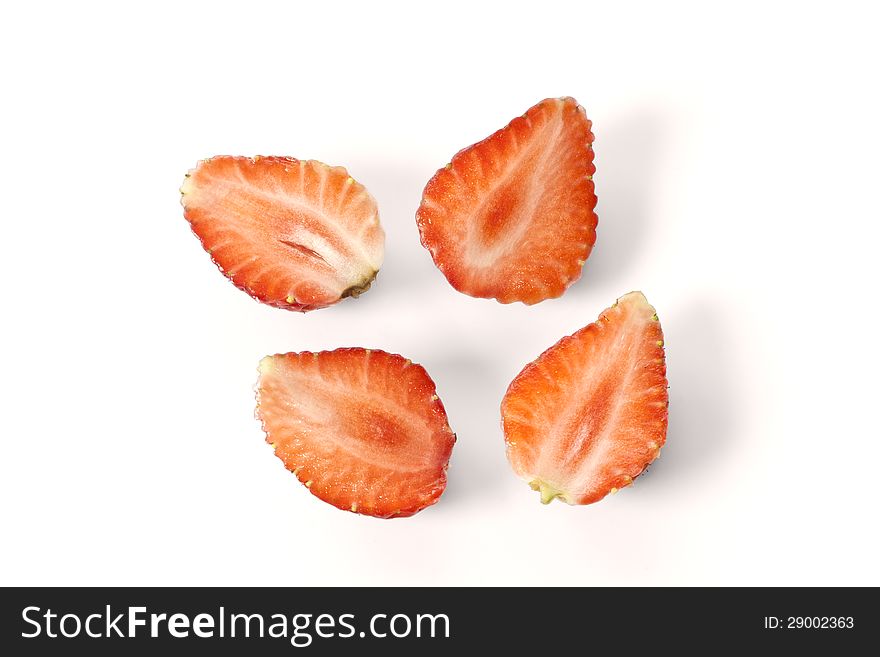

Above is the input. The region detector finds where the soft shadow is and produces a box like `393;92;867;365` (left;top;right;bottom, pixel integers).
637;296;738;487
573;107;670;291
422;350;512;506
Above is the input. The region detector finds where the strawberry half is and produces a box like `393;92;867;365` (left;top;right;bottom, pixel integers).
416;97;597;305
501;292;668;505
181;156;384;311
256;348;456;518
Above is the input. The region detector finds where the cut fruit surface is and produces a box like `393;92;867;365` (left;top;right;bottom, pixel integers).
501;291;668;505
416;97;597;305
181;156;384;311
256;348;456;518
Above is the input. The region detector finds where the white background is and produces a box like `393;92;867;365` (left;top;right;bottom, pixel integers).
2;1;878;586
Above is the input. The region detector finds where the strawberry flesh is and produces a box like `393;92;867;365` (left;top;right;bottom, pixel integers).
181;156;384;311
256;348;456;518
502;292;668;504
417;97;597;305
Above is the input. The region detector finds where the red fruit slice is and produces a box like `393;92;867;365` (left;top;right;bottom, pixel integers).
416;97;597;305
256;348;456;518
181;156;384;311
501;292;668;505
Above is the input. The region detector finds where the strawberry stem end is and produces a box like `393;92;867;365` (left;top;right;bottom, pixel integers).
529;479;564;505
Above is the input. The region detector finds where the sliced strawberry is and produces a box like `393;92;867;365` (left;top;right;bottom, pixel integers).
416;97;597;305
181;156;384;311
501;292;668;505
256;348;456;518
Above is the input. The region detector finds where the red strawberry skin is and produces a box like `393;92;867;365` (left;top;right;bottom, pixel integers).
416;97;597;305
181;156;384;312
501;292;668;505
256;348;456;518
